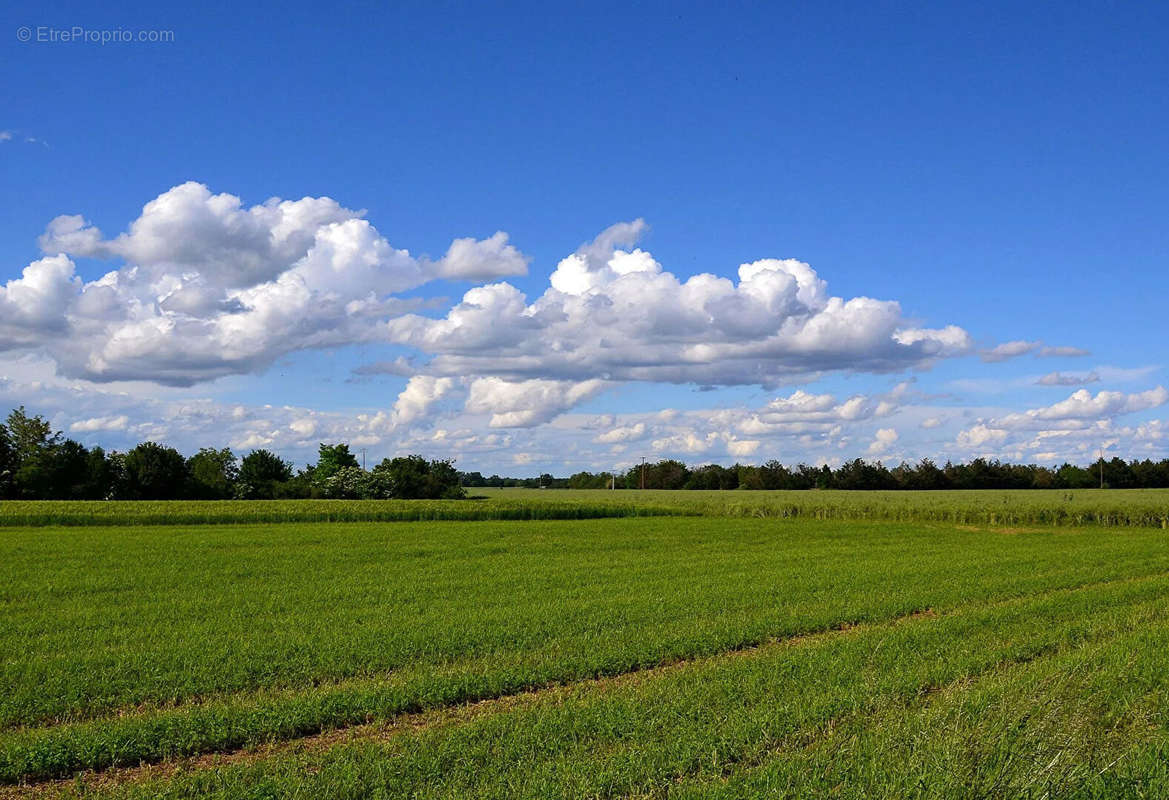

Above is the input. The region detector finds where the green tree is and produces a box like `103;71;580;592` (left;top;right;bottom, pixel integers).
758;460;794;490
82;447;113;499
313;443;360;483
14;438;93;499
374;455;465;499
427;458;465;499
121;442;189;500
647;459;689;489
459;471;487;487
0;423;14;498
5;407;58;472
187;448;238;499
375;455;429;498
736;464;764;490
237;449;294;499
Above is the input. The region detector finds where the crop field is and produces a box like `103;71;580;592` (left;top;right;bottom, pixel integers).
481;487;1169;528
3;487;1169;528
2;494;1168;798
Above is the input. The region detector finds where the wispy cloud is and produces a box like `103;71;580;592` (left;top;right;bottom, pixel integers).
980;341;1090;363
1039;345;1090;358
1036;371;1100;387
980;340;1041;362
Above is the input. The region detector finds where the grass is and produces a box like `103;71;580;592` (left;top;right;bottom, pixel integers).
4;490;1169;797
483;487;1169;528
44;572;1169;799
3;487;1166;528
0;497;686;527
3;513;1169;796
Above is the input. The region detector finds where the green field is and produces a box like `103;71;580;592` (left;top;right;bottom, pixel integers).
479;487;1169;528
3;488;1169;528
2;492;1169;798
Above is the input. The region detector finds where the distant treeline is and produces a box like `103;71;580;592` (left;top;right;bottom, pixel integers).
463;456;1169;492
3;405;1168;501
0;407;463;501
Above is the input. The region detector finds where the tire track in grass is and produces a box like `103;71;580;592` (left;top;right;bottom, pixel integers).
7;568;1169;797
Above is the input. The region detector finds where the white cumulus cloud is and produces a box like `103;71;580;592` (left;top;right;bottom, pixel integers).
868;427;899;454
465;377;610;428
387;221;971;389
19;182;533;386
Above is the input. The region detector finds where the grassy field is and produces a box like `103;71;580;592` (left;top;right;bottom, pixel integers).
481;487;1169;528
0;497;684;527
2;495;1168;797
3;487;1168;528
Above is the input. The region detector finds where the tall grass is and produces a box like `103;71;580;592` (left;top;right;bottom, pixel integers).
2;488;1168;527
483;487;1169;528
0;497;686;527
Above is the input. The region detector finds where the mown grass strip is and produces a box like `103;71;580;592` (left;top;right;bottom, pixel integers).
35;572;1169;799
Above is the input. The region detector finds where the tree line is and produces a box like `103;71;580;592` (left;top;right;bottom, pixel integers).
4;405;1169;500
462;456;1169;491
0;407;464;501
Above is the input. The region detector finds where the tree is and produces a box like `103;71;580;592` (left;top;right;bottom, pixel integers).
684;464;738;490
640;459;689;489
375;455;429;498
5;407;57;472
759;460;794;490
313;443;360;483
0;423;14;499
320;465;366;499
568;470;612;489
13;438;95;499
459;471;487;487
427;458;465;498
187;448;238;499
237;449;294;499
736;464;764;490
121;442;189;500
374;455;465;499
82;447;114;499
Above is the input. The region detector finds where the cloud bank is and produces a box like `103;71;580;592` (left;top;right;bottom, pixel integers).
9;181;1153;471
2;181;982;429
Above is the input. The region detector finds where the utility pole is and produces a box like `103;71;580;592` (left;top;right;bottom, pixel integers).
1099;446;1104;489
362;448;367;471
640;457;646;490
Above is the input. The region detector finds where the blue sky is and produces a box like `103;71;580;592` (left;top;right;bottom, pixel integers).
2;0;1167;473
